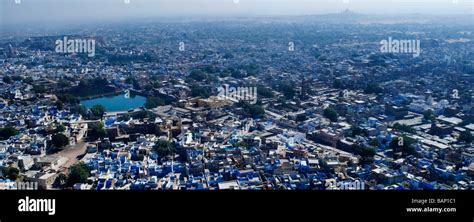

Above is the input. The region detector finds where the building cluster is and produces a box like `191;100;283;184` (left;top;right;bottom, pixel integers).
0;17;473;190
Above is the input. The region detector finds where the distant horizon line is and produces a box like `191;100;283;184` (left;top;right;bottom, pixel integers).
2;10;472;23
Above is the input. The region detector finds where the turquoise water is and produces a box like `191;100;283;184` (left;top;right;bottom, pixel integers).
80;93;146;112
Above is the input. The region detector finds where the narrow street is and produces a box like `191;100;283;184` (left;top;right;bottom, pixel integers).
50;142;88;172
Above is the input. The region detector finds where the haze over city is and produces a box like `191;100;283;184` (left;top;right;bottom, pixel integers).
1;0;472;26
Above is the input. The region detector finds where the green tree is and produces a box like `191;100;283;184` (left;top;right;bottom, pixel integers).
144;84;153;91
33;85;46;93
323;108;338;122
364;83;383;94
0;126;19;140
7;167;19;181
57;94;79;104
296;113;307;122
239;101;265;118
90;105;106;119
56;124;66;133
393;123;416;134
188;69;207;81
369;138;381;147
129;111;156;120
333;79;343;89
2;76;12;84
145;96;165;109
153;140;176;161
279;83;296;99
51;133;69;149
23;77;34;84
67;163;90;186
57;79;71;88
53;173;68;188
88;122;107;140
423;109;436;122
360;156;374;165
351;144;376;165
257;85;274;98
459;131;472;144
390;136;417;157
2;166;20;181
354;145;376;157
190;84;211;98
55;101;64;110
351;125;368;137
118;113;131;121
71;104;88;116
11;76;23;81
236;141;249;148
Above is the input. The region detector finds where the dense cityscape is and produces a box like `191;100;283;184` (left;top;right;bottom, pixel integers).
0;11;473;191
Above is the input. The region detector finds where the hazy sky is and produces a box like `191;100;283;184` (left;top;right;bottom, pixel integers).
1;0;473;25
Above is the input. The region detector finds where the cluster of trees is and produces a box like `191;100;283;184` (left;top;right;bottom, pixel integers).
235;141;250;149
333;79;344;89
364;83;383;94
68;163;91;185
390;136;417;157
459;131;472;144
0;126;19;140
190;84;212;98
145;96;165;109
257;85;274;98
55;89;83;110
277;82;296;99
237;64;261;77
186;68;218;83
423;109;436;122
70;77;114;97
350;125;368;137
296;113;307;122
2;76;12;84
323;108;338;122
125;76;141;89
239;101;265;118
57;79;72;88
55;101;64;110
88;122;107;140
1;166;20;181
2;76;30;84
118;110;157;121
459;115;474;126
54;124;66;133
218;64;261;78
392;123;416;134
78;77;108;89
56;94;80;104
32;85;46;93
352;144;376;165
70;104;88;117
369;138;381;147
219;67;241;78
55;163;91;188
153;140;176;162
51;133;69;150
90;104;106;119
